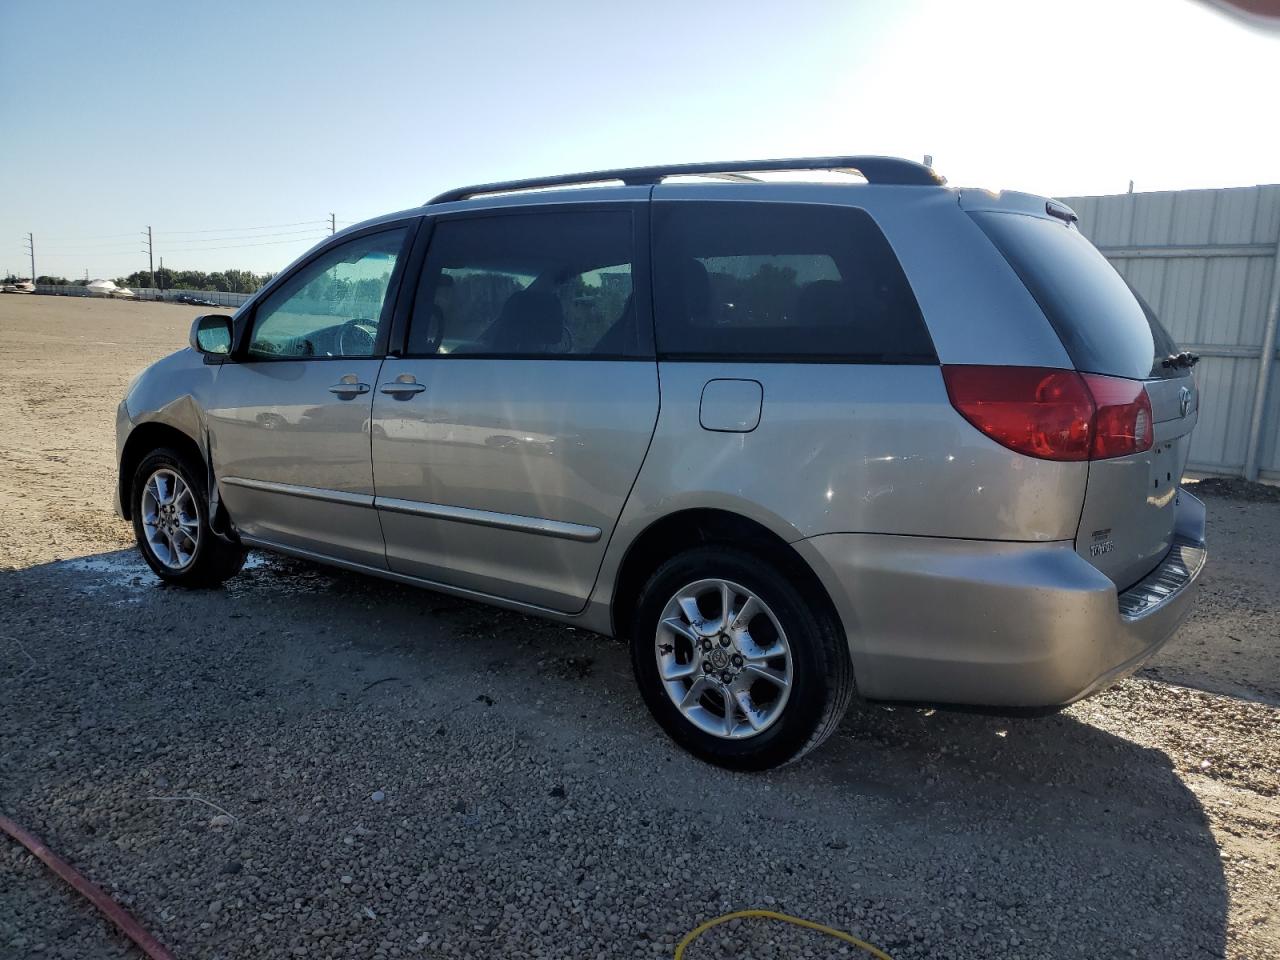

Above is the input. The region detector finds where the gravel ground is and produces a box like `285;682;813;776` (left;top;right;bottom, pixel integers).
1;296;1278;960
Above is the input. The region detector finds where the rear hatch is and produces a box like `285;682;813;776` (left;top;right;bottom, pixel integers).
971;208;1198;589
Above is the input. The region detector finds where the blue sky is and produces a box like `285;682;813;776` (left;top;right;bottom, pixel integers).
1;0;1276;279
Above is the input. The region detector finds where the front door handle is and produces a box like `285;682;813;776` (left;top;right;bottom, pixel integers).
380;374;426;399
329;375;370;399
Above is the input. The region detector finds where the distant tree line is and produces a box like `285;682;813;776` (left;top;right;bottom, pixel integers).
122;268;276;293
4;274;72;285
7;269;274;293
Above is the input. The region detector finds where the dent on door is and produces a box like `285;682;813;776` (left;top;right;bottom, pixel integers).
208;359;387;566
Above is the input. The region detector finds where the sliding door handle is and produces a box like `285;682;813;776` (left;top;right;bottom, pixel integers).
380;374;426;398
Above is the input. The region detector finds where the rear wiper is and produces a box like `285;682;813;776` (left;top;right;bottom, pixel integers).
1161;351;1200;370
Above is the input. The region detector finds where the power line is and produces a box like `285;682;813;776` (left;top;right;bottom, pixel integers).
19;215;335;273
38;228;322;252
160;235;329;253
35;250;148;257
37;237;170;251
31;219;332;248
156;219;327;235
34;231;145;243
34;235;326;256
151;227;326;245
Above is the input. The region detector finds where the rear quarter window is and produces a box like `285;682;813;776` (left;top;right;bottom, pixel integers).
971;211;1181;380
652;201;935;363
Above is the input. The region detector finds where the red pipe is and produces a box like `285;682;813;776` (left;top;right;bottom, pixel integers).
0;812;177;960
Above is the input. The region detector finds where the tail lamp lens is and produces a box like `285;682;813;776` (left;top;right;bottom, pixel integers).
942;366;1153;462
1082;373;1153;459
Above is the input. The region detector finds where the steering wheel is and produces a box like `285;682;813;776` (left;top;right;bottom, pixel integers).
337;319;376;356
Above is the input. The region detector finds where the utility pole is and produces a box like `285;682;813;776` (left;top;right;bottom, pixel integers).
158;256;165;297
24;233;34;283
330;212;336;235
142;226;154;294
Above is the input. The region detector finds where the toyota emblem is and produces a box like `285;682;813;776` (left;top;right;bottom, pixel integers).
1179;386;1192;418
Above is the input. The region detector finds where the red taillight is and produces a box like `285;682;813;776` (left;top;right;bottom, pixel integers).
943;366;1093;461
1082;373;1153;458
942;366;1152;462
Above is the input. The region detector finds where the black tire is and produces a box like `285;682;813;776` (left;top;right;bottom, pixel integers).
131;447;246;587
630;546;854;770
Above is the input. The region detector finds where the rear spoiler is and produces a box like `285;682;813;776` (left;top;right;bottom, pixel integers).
957;189;1078;225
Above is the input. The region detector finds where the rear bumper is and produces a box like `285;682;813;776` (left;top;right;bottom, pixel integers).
794;490;1207;707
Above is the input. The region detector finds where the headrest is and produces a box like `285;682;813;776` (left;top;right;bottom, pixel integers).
797;279;850;326
493;289;564;351
679;259;711;324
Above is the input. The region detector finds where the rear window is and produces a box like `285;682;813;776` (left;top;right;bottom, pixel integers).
652;201;935;362
971;211;1181;380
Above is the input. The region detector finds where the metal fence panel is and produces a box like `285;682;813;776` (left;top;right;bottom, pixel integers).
1264;355;1280;471
1061;185;1280;481
34;285;252;307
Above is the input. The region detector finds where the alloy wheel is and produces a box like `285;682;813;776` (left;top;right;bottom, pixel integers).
140;468;200;570
654;578;793;739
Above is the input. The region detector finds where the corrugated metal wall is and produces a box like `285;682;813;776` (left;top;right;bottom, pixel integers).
1060;185;1280;480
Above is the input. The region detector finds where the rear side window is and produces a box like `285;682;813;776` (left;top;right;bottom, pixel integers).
407;210;649;358
971;211;1182;380
652;201;934;362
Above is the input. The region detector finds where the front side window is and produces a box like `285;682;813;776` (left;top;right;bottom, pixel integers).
407;210;646;357
652;202;934;362
247;227;409;359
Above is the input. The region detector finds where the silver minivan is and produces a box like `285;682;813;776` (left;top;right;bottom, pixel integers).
115;157;1207;768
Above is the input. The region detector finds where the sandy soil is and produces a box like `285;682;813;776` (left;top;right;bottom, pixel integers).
1;296;1277;959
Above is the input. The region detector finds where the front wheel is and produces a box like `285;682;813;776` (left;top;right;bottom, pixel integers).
630;546;854;770
131;448;246;587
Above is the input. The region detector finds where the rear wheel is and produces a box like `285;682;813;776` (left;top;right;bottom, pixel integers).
630;546;854;769
131;448;246;587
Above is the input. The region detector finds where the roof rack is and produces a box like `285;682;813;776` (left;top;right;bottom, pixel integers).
426;155;944;205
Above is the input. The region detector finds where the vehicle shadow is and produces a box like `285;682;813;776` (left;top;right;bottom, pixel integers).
3;548;1231;960
1149;488;1280;709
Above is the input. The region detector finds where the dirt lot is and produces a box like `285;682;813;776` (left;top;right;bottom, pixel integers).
1;295;1278;960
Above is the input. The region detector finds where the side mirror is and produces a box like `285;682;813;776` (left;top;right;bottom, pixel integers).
190;314;234;356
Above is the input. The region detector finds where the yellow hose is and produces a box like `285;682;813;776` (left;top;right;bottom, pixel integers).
674;909;895;960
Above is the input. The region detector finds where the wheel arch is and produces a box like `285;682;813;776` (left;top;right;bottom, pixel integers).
118;421;206;521
609;507;843;643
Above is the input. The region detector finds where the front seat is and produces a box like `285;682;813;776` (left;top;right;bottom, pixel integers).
482;289;566;353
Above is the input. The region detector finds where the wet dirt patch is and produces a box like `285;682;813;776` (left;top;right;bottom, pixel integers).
59;553;159;599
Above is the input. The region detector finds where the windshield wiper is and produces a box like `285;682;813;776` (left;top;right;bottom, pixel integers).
1161;351;1200;370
